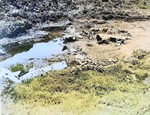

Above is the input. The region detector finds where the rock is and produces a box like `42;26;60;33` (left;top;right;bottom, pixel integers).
96;66;105;73
91;20;107;24
118;30;128;33
77;47;82;51
117;30;131;36
109;58;118;63
117;39;125;44
102;0;109;2
90;28;100;33
81;51;87;56
125;37;132;40
42;26;67;32
86;43;93;47
99;40;109;44
81;30;88;36
81;65;87;71
63;36;77;43
0;19;32;39
75;54;85;60
96;35;102;42
62;45;68;51
75;60;82;65
85;58;92;63
122;40;128;44
102;27;109;33
115;41;122;47
81;64;93;71
0;49;6;56
110;37;117;42
102;14;113;20
0;12;5;20
87;64;94;70
64;25;75;34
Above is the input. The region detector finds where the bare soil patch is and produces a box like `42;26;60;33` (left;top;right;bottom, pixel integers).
74;19;150;61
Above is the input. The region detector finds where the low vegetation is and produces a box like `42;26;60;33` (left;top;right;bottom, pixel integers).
127;0;150;9
2;49;150;114
9;63;33;77
41;32;62;42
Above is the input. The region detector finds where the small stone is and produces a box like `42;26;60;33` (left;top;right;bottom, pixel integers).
110;37;117;42
126;37;132;40
86;43;93;47
62;45;68;51
96;35;102;42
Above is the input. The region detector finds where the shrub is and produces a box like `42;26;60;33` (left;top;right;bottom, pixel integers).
132;49;148;59
134;69;148;81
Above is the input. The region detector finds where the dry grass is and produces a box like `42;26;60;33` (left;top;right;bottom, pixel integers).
2;49;150;115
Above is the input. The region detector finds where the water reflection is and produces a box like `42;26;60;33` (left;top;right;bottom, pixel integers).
7;43;34;56
0;38;64;68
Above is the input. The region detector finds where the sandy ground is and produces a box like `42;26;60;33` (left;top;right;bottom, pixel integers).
74;20;150;61
110;20;150;57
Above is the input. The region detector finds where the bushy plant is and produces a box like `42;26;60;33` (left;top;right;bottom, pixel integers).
132;49;148;59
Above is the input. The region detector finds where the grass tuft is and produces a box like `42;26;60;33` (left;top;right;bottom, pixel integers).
9;63;33;77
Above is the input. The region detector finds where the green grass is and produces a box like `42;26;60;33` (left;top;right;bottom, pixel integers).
9;63;33;77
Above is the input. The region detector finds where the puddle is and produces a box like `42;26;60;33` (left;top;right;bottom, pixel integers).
0;37;68;87
0;23;73;91
0;38;64;68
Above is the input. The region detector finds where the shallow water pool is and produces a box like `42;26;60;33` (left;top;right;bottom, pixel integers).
0;38;64;68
